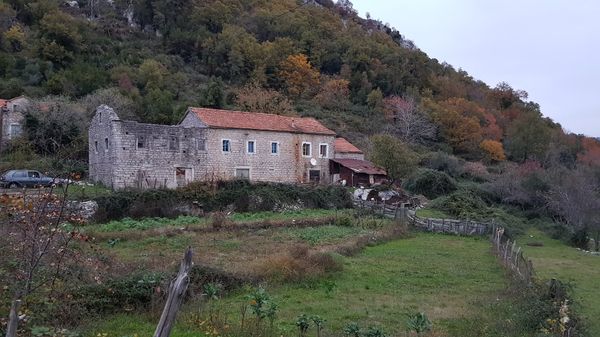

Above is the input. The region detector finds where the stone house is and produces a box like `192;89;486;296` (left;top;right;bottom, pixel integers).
89;105;339;189
0;96;29;151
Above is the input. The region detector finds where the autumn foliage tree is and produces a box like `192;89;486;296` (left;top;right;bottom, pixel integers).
278;54;320;98
480;139;506;162
234;81;296;115
314;78;350;110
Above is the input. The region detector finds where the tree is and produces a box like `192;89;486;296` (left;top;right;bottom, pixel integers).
546;168;600;250
369;134;418;183
480;139;506;162
314;78;350;110
384;95;436;144
577;137;600;167
23;97;87;157
366;88;384;114
38;11;81;65
278;54;320;98
234;81;295;115
200;77;225;108
505;110;552;162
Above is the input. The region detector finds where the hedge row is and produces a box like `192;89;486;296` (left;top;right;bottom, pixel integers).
93;180;353;222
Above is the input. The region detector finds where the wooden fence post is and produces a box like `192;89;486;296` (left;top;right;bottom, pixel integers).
5;299;21;337
154;247;193;337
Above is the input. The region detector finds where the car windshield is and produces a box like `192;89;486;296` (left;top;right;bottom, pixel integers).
1;170;14;178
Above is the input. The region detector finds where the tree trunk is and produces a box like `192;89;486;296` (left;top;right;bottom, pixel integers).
595;231;599;252
154;247;193;337
5;299;21;337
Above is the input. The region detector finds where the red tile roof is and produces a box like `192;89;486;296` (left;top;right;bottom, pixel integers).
334;137;363;154
0;99;7;108
189;108;336;135
331;158;387;175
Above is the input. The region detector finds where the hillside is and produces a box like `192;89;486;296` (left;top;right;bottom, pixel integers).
2;0;599;164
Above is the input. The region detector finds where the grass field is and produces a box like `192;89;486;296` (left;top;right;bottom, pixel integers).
520;229;600;336
83;233;516;337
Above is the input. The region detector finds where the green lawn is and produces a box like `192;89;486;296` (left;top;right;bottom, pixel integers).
84;233;512;337
519;229;600;336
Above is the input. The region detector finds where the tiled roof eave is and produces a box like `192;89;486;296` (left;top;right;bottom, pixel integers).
207;125;336;136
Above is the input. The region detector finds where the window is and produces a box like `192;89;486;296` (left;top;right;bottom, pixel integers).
28;171;40;178
94;141;98;153
222;139;231;153
319;143;328;158
309;170;321;183
169;136;179;150
137;136;146;149
302;142;311;157
197;138;206;151
271;142;279;155
247;140;256;154
9;123;22;139
104;138;109;151
235;168;250;179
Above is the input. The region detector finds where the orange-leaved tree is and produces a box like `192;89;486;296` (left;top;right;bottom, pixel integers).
278;53;320;98
480;139;506;162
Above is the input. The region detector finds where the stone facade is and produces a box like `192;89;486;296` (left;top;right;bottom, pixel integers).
89;105;209;189
90;105;336;189
0;96;29;151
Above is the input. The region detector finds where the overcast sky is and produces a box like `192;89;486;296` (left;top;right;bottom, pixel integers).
351;0;599;136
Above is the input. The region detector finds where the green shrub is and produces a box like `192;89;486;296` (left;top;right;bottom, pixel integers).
422;151;465;178
73;272;165;314
403;168;457;199
429;190;488;219
94;182;352;222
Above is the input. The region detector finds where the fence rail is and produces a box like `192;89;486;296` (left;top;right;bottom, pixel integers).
490;226;534;283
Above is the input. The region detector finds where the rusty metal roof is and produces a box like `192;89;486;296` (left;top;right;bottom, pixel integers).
331;158;387;175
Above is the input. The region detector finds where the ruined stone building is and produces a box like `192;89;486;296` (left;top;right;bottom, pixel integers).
0;96;29;152
90;105;376;189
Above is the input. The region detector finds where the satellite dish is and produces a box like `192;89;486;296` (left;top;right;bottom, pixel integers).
310;158;317;166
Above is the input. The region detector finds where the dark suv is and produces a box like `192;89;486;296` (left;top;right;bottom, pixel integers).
0;170;57;188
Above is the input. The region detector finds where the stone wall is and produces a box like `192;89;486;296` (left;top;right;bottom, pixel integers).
89;105;209;189
0;97;29;150
89;106;335;189
204;128;334;184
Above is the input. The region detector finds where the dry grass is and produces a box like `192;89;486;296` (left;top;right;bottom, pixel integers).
254;244;343;282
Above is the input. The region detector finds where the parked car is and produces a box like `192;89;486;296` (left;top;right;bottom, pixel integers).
0;170;62;188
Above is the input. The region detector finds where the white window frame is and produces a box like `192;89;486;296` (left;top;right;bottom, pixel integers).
270;141;280;155
319;143;329;158
302;142;312;157
246;140;256;154
234;166;251;180
222;139;231;153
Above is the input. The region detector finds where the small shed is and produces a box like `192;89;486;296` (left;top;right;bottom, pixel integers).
330;158;387;187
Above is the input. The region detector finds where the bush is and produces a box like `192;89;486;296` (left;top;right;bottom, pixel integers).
94;182;353;222
73;272;165;314
422;151;465;178
403;169;457;199
429;190;488;219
